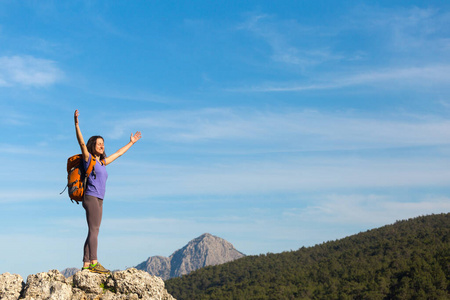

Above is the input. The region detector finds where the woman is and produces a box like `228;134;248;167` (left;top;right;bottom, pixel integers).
74;109;141;274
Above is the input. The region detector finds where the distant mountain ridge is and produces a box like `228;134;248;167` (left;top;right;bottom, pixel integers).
136;233;245;280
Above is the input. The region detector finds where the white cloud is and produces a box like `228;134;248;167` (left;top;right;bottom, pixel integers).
105;108;450;151
104;152;450;199
0;143;46;155
238;13;339;69
0;55;63;87
233;64;450;92
0;110;29;126
289;194;450;227
0;191;61;203
235;7;450;92
360;6;450;53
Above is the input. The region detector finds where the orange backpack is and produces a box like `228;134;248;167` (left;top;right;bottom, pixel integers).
63;154;97;204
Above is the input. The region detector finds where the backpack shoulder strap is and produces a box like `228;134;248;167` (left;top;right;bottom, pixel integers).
85;155;97;178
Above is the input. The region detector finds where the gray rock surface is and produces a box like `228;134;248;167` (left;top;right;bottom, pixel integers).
112;268;170;299
22;269;71;299
72;270;107;295
135;256;171;281
0;268;175;300
0;272;24;300
136;233;245;280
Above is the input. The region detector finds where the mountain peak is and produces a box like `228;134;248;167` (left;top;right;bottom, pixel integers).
189;232;228;246
198;232;213;238
136;233;245;280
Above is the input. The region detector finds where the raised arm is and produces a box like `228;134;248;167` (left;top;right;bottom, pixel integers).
74;109;90;162
105;131;142;165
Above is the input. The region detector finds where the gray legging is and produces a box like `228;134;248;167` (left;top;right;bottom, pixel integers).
82;195;103;262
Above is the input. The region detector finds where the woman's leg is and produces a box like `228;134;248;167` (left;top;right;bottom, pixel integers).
82;195;103;264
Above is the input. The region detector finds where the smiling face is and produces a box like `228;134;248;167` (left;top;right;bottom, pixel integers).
87;135;106;160
94;137;105;156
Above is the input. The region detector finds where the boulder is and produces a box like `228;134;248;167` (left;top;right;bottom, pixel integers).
0;272;24;300
112;268;174;300
22;269;72;300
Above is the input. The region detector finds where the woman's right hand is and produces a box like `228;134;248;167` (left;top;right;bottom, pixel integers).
74;109;79;125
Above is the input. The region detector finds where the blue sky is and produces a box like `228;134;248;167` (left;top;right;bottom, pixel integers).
1;0;450;279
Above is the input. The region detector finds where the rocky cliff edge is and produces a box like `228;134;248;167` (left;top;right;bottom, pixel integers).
0;268;175;300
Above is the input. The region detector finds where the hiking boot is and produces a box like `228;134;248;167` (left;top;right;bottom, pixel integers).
89;262;110;274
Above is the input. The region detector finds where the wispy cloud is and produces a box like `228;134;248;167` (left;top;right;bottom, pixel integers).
0;191;61;203
92;107;450;199
235;7;450;92
357;6;450;53
232;64;450;92
0;55;63;87
291;194;450;227
0;109;30;126
238;13;340;69
86;87;177;104
104;152;450;199
104;108;450;151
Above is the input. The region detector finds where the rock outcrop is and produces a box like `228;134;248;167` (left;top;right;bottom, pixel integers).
0;268;175;300
0;273;24;300
136;233;245;280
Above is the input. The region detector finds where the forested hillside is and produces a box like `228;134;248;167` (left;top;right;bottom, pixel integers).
166;213;450;299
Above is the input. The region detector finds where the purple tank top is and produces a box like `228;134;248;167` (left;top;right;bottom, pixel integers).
83;154;108;199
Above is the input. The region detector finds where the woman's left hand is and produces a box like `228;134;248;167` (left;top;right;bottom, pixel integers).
130;131;142;144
